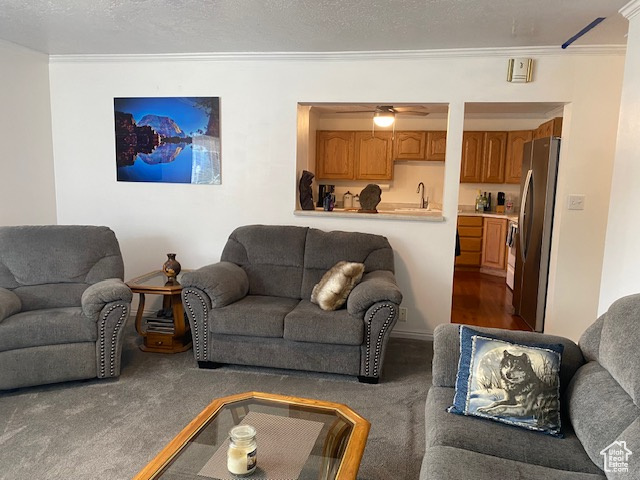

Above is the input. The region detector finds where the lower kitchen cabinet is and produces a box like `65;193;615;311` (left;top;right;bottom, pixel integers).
481;217;508;271
456;216;483;267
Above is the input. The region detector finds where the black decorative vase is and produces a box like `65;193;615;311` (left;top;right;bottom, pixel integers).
162;253;181;281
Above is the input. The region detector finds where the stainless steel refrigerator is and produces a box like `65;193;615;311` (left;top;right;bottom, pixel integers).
513;137;561;332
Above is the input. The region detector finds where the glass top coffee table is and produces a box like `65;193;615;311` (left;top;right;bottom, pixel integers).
134;391;370;480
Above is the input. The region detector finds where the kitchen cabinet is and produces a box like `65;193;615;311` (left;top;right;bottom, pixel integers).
481;217;508;271
354;131;393;180
481;131;507;183
455;216;483;267
316;130;392;180
316;131;355;180
393;130;447;161
426;131;447;161
459;132;484;183
533;117;563;139
394;131;426;160
504;130;533;184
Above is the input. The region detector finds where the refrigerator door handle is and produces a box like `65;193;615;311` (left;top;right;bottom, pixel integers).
519;168;533;262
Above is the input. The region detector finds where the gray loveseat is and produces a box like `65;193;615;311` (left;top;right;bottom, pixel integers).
180;224;403;383
0;225;133;390
420;293;640;479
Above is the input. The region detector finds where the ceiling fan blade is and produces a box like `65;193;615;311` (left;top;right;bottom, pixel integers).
396;111;430;116
333;110;376;114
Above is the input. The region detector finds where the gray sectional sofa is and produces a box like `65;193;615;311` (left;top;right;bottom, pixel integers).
180;224;403;383
0;225;132;390
420;293;640;479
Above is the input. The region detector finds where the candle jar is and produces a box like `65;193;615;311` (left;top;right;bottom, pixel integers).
227;425;257;476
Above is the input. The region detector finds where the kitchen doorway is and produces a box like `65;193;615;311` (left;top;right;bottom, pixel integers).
451;102;565;332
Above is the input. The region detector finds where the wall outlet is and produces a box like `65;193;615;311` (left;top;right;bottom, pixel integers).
398;307;408;322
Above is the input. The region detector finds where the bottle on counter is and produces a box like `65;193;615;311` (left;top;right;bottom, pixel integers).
475;190;483;212
486;192;492;212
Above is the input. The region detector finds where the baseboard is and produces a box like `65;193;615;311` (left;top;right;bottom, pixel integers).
479;267;507;278
390;330;433;341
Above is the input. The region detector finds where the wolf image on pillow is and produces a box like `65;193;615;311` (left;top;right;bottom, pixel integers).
449;326;563;436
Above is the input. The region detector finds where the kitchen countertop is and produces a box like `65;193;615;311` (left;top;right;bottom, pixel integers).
294;207;445;222
293;204;517;223
458;211;519;222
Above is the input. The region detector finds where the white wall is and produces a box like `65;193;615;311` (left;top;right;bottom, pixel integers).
600;3;640;312
0;41;56;226
48;51;624;340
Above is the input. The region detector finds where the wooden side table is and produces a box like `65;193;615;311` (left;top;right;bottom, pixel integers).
127;270;192;353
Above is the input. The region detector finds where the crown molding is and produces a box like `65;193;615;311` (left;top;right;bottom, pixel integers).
49;44;626;64
620;0;640;20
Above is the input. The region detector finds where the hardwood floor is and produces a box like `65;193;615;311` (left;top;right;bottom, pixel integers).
451;270;532;331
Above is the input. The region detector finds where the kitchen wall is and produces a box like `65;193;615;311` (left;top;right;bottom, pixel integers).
0;40;56;226
458;117;543;209
309;114;448;207
600;4;640;313
48;50;624;341
303;113;547;210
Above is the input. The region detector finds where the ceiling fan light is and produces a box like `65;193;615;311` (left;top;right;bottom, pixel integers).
373;111;395;127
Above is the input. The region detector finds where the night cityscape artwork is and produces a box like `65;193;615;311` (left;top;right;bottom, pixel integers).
114;97;220;184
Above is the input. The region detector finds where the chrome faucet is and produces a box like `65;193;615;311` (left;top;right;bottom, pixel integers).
417;182;428;209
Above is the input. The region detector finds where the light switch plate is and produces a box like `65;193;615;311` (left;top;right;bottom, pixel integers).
567;194;585;210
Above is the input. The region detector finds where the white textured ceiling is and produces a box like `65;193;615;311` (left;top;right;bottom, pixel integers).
0;0;630;55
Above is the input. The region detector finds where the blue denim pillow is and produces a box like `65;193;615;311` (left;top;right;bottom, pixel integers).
448;326;564;437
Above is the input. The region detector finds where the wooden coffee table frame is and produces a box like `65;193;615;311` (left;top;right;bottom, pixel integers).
134;391;370;480
127;270;192;353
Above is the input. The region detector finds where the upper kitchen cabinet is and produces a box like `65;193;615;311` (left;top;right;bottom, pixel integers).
481;131;507;183
533;117;563;139
394;131;426;160
354;131;393;180
316;131;355;179
460;132;484;183
504;130;533;184
316;130;393;180
426;131;447;161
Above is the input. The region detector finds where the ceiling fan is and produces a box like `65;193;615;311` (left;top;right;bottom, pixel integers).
333;105;430;127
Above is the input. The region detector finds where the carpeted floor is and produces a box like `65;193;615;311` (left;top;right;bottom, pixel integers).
0;322;432;480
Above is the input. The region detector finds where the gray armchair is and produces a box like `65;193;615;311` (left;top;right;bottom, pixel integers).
181;225;403;383
0;225;132;390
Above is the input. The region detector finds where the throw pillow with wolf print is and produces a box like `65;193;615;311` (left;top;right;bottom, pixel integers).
449;326;564;437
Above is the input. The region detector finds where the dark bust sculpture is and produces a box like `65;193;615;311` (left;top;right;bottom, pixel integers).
359;184;382;213
298;170;315;210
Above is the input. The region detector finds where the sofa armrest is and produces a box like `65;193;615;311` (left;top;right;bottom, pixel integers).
180;261;248;308
81;279;133;320
0;287;21;323
432;324;585;393
359;301;400;381
347;270;402;315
